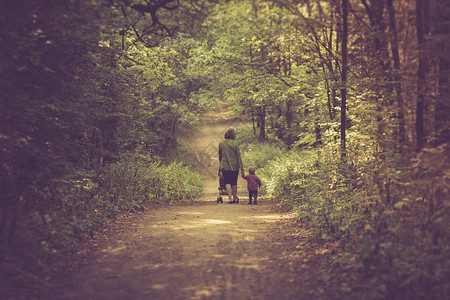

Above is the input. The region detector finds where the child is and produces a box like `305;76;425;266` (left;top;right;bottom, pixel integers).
241;167;262;205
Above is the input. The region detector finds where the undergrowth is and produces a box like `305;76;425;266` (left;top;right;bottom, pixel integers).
0;153;203;292
240;131;449;299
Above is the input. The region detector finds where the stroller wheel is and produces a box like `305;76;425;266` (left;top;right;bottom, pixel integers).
217;196;223;203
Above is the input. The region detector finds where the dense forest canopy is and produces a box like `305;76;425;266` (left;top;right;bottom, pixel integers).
1;0;449;298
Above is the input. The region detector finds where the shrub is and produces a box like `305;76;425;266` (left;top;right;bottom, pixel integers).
240;141;286;195
98;154;203;207
0;153;203;293
241;140;450;299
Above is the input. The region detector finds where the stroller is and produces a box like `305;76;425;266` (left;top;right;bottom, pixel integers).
216;170;239;204
217;170;226;203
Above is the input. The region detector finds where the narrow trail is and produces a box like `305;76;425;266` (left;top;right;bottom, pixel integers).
32;110;354;300
188;109;246;200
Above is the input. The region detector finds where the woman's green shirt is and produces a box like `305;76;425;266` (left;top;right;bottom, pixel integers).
218;139;243;171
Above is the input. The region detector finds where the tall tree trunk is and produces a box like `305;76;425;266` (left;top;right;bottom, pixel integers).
434;2;450;146
325;6;335;121
362;0;392;154
315;102;322;147
436;57;449;145
387;0;406;146
286;99;293;147
340;0;348;159
314;35;335;121
259;105;266;142
416;0;428;152
252;114;256;135
325;80;334;120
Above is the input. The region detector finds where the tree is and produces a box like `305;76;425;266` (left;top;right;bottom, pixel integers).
415;0;427;152
340;0;348;159
433;1;450;146
0;0;105;249
0;0;211;281
386;0;406;145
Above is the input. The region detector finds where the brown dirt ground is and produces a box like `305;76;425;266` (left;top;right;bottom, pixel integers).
18;109;372;300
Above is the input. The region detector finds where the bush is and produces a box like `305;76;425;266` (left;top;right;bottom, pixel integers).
240;141;286;195
98;154;203;209
0;153;203;293
241;140;450;299
236;125;259;148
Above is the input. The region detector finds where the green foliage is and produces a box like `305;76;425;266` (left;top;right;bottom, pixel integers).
0;0;207;292
241;137;449;298
99;155;203;207
1;0;448;298
236;125;266;149
0;154;203;290
209;1;449;295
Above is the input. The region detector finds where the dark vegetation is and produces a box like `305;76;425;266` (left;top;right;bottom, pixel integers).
0;0;206;290
0;0;449;299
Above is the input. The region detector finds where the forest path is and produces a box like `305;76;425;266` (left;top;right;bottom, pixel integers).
34;109;351;300
187;108;246;199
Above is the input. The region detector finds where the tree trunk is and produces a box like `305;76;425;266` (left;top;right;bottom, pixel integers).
259;105;266;142
340;0;348;159
286;99;293;147
252;114;256;135
416;0;428;152
387;0;406;146
434;2;450;146
315;119;322;146
436;57;449;145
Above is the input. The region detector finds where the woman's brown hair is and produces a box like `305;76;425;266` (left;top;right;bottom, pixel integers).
224;128;236;140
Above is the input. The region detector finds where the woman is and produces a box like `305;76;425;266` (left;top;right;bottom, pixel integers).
219;128;244;204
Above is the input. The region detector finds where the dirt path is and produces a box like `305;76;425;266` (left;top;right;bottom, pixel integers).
36;201;344;300
188;109;247;199
31;109;355;300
